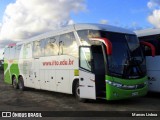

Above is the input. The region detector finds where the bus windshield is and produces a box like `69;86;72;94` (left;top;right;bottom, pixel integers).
77;30;146;79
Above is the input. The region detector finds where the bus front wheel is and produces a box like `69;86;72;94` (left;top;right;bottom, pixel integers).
75;81;86;102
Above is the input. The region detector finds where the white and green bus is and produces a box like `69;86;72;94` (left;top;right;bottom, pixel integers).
4;24;148;101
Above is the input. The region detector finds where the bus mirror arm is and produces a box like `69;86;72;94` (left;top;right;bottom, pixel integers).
140;41;155;57
89;37;112;55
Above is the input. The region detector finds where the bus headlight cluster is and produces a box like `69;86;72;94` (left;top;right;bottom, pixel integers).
106;80;145;90
106;80;123;88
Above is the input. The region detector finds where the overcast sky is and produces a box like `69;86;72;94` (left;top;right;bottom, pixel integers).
0;0;160;59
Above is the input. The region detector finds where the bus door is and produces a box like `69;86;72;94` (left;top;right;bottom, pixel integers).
79;46;96;99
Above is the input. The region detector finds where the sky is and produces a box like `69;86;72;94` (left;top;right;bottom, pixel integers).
0;0;160;59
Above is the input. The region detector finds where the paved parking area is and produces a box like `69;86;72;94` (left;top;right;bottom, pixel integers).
0;70;160;119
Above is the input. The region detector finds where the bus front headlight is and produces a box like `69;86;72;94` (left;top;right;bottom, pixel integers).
106;80;140;90
106;80;122;88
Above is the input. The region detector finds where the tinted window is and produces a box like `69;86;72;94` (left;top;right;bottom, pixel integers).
10;46;16;60
107;33;129;75
4;47;10;60
141;45;152;56
59;32;78;57
39;39;45;57
15;45;22;59
77;30;101;45
139;35;160;56
44;36;59;56
33;40;41;58
24;43;32;59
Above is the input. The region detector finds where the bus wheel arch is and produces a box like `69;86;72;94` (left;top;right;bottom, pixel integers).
72;79;79;96
72;79;86;102
18;75;25;91
12;75;18;89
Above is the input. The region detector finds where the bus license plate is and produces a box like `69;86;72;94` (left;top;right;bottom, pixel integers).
132;92;138;96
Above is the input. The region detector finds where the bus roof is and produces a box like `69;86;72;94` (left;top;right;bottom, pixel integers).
74;23;135;34
135;28;160;37
17;23;135;45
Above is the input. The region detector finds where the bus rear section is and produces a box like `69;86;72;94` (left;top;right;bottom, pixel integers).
77;28;148;101
136;28;160;92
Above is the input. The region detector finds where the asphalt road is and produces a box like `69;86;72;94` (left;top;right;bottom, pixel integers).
0;70;160;119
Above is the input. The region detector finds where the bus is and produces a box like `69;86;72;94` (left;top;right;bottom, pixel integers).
135;28;160;92
4;24;148;101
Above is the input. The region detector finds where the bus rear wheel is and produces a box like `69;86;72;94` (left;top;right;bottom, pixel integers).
18;76;25;91
75;81;86;102
13;77;18;89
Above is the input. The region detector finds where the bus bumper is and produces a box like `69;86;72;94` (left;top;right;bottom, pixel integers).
106;83;148;100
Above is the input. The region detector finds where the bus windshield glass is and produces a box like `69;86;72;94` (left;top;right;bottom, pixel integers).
106;32;146;78
77;30;146;79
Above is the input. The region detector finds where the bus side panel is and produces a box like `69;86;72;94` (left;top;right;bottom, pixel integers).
45;69;56;91
146;56;160;92
56;70;70;93
4;52;20;84
10;60;20;82
4;61;20;84
40;55;78;94
18;45;27;87
21;59;34;88
4;59;11;84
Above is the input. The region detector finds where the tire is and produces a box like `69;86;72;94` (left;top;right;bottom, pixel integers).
18;76;25;91
13;77;18;89
74;81;86;102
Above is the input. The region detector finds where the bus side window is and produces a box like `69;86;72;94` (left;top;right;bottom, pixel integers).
33;41;41;58
40;39;45;57
24;43;32;59
77;30;101;46
77;30;88;45
44;36;59;56
59;32;78;57
15;45;22;59
10;46;16;60
4;47;10;60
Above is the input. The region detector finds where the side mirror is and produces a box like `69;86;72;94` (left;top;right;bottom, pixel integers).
89;37;112;55
140;41;155;57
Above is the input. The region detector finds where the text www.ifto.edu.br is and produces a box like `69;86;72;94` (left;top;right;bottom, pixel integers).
43;59;74;66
